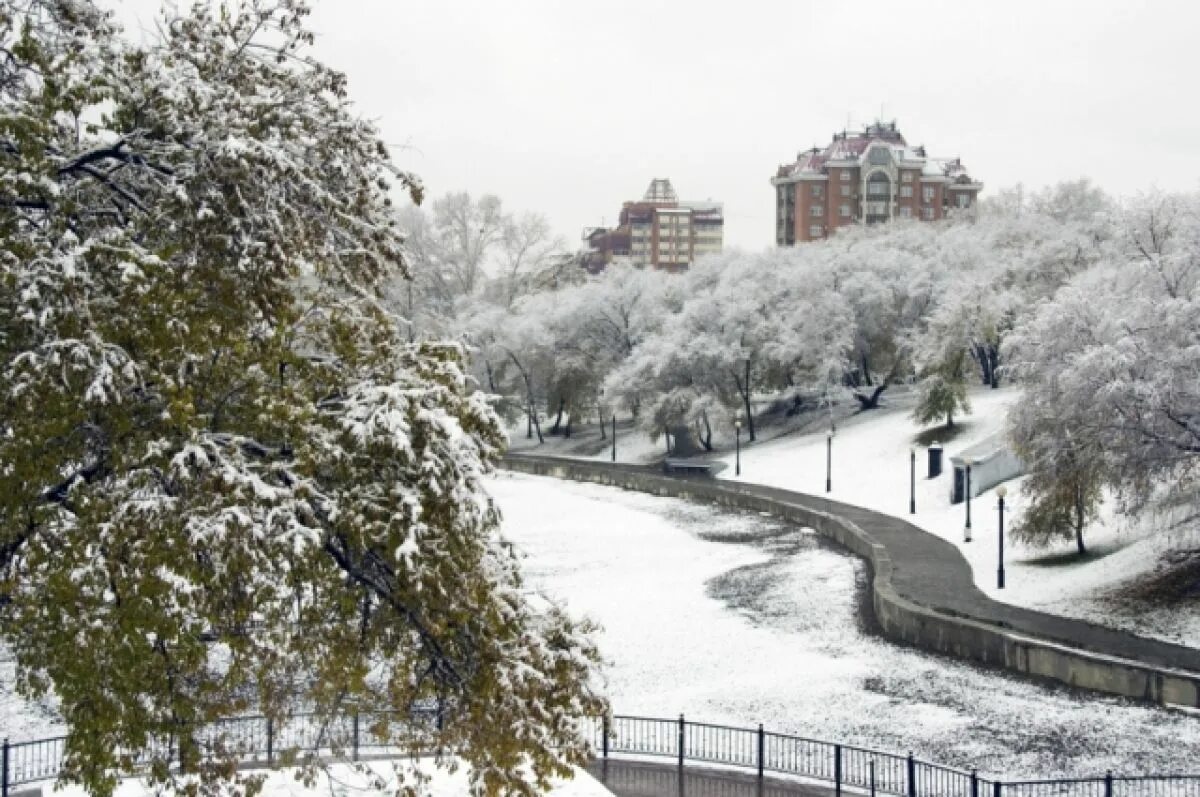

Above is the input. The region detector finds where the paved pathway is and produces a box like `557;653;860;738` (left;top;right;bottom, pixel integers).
505;455;1200;684
586;758;834;797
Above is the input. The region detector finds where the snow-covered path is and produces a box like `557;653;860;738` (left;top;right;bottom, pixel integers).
491;472;1200;780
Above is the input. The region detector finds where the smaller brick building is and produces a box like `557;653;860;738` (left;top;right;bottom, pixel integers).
770;121;983;245
583;178;724;273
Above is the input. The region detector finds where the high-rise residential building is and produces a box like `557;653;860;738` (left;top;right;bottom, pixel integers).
771;121;983;245
583;178;723;273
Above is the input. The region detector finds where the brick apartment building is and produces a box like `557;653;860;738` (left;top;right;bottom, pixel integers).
583;178;723;273
771;121;983;245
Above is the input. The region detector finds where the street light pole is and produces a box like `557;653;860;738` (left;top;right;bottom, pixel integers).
611;414;616;462
826;431;833;493
909;448;916;514
735;420;742;477
964;460;973;542
997;485;1007;589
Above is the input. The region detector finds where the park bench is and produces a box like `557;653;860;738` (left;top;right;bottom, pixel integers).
662;458;714;476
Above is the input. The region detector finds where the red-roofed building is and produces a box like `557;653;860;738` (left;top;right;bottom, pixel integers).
771;121;983;245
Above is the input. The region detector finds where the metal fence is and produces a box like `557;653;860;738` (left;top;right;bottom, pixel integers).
590;715;1200;797
4;713;1199;797
0;708;440;797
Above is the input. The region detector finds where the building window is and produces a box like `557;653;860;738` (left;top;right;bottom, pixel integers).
921;207;935;220
840;171;851;182
902;172;914;183
922;186;936;202
810;204;824;217
840;204;851;218
869;147;891;166
812;184;823;197
899;206;912;219
956;193;971;208
841;184;851;197
900;185;913;198
867;172;891;198
809;225;823;238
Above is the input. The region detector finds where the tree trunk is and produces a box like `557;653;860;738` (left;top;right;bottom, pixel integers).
1074;487;1087;555
861;352;874;387
734;359;756;442
550;397;565;434
853;383;889;410
485;360;498;393
598;403;606;440
971;343;989;386
531;405;544;444
946;409;954;428
526;409;533;439
701;411;713;451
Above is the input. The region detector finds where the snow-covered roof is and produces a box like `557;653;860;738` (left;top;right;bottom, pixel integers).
774;121;978;186
950;434;1012;464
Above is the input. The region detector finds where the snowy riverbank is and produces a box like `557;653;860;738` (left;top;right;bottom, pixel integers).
490;472;1200;779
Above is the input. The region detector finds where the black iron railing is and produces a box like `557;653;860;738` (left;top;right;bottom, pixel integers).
4;713;1199;797
589;715;1200;797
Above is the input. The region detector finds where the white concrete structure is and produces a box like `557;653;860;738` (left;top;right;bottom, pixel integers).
949;434;1024;503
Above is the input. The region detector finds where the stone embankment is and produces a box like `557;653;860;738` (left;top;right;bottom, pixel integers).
503;454;1200;709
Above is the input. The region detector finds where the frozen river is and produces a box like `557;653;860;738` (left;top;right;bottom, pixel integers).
490;472;1200;780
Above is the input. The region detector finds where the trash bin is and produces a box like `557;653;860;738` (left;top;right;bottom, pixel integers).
928;443;943;479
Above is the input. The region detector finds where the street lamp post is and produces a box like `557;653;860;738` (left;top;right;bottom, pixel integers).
611;414;616;463
909;448;916;514
825;430;833;493
964;459;974;542
996;485;1007;589
734;419;742;477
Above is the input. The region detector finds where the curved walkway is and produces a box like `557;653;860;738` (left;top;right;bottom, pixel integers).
501;454;1200;708
586;759;832;797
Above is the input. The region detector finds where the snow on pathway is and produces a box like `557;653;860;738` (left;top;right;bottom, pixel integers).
491;472;1200;780
708;387;1200;646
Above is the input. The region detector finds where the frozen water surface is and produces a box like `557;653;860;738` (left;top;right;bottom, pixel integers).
491;472;1200;779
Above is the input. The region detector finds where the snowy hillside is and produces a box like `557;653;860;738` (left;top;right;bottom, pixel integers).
709;386;1199;645
508;386;1198;646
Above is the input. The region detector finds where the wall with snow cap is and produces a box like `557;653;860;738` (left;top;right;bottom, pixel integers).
501;454;1200;710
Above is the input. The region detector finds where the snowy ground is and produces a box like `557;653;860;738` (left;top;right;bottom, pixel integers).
509;386;1200;646
491;472;1200;779
701;386;1200;646
45;761;609;797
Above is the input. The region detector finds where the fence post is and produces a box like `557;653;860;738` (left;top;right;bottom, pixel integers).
352;710;360;762
602;716;609;759
834;744;843;797
994;781;1002;797
870;760;877;797
971;769;979;797
2;737;9;797
266;717;274;766
1105;771;1114;797
757;724;765;780
907;751;917;797
677;715;685;770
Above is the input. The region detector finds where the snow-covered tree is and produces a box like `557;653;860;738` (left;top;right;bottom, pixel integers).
391;193;574;340
0;3;602;795
1004;190;1200;553
604;250;850;447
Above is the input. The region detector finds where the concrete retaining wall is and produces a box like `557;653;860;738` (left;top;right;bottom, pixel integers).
500;455;1200;709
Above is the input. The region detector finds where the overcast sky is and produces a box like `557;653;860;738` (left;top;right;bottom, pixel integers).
110;1;1200;251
